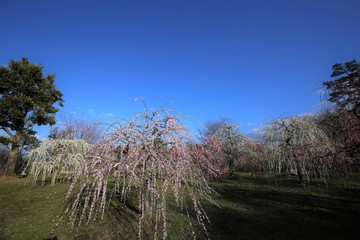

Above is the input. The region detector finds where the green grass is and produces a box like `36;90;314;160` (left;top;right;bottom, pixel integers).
0;173;359;239
206;173;360;240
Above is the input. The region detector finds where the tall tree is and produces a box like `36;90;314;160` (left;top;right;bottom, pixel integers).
323;59;360;115
0;58;64;176
322;60;360;177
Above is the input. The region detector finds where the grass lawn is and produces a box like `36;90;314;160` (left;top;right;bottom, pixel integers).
0;172;359;240
206;173;360;240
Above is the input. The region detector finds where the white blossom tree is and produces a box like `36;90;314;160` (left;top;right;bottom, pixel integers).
264;116;335;183
26;139;91;185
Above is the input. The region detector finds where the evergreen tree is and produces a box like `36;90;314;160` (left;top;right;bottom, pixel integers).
323;59;360;115
0;58;64;175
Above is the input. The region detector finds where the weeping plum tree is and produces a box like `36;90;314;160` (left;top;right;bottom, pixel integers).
63;102;221;239
0;58;64;176
212;124;246;175
199;118;231;142
238;140;267;176
26;139;91;185
264;116;335;183
193;135;223;180
200;119;245;175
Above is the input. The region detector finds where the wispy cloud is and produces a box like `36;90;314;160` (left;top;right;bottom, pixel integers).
245;127;265;140
99;113;116;121
36;134;48;142
247;121;257;127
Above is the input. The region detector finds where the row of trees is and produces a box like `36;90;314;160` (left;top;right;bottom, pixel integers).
0;57;221;237
1;58;358;182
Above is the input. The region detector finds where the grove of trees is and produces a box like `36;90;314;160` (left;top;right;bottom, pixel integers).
1;58;359;239
198;60;360;185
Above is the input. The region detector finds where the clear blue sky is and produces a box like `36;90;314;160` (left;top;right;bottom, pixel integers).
1;0;359;139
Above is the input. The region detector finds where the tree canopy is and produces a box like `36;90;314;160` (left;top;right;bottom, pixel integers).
0;58;64;175
323;60;360;114
199;118;246;174
48;115;102;144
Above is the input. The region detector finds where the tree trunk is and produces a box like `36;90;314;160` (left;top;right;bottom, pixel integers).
4;132;21;177
4;145;19;176
314;163;321;178
295;158;304;184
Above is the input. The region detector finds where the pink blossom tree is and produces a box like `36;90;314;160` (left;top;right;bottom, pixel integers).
63;102;221;239
237;140;267;176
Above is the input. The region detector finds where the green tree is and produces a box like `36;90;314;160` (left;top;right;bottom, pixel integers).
322;60;360;178
0;58;64;176
323;59;360;115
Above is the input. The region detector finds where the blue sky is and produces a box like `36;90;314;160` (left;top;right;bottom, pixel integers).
1;0;359;139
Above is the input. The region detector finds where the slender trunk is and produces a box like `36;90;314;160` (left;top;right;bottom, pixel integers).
314;163;321;178
51;169;58;185
277;161;282;174
295;158;304;184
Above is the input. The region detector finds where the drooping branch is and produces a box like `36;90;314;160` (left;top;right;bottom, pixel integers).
62;106;220;239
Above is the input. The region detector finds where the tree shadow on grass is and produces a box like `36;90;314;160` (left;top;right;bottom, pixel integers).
104;196;143;240
204;174;360;240
49;174;359;240
0;216;7;240
52;191;145;240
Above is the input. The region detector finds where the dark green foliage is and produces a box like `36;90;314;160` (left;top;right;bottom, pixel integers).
0;57;64;134
0;58;64;175
323;59;360;114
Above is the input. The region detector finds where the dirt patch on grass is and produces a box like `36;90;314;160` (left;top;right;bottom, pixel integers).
0;176;27;185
